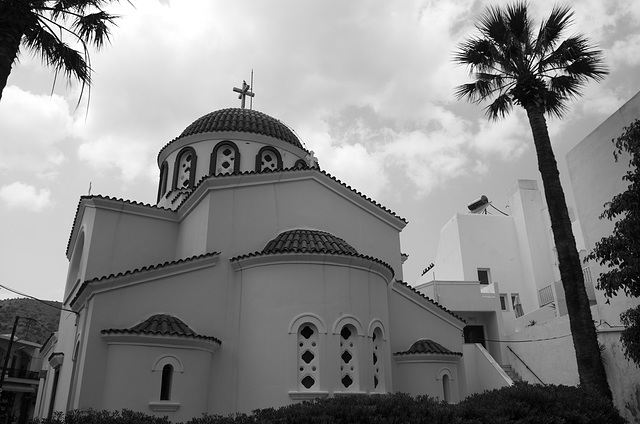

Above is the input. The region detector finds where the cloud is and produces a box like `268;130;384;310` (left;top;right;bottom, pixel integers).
0;182;52;212
472;113;529;160
0;86;73;173
77;135;157;183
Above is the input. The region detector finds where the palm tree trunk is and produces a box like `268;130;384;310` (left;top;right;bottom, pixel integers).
525;106;612;399
0;7;25;102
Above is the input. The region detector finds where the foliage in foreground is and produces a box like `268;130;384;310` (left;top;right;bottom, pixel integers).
31;383;626;424
587;119;640;366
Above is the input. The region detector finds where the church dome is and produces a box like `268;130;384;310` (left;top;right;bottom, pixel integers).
176;108;304;149
262;229;359;255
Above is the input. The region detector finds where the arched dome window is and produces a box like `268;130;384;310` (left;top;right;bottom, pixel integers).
173;147;197;189
372;327;385;392
210;141;240;176
294;159;308;170
255;146;282;172
339;324;359;391
297;323;320;391
157;161;169;202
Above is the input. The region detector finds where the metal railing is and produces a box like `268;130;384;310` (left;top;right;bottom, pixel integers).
538;284;554;307
507;346;545;385
2;367;40;380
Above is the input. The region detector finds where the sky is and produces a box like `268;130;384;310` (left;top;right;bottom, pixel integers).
1;0;640;302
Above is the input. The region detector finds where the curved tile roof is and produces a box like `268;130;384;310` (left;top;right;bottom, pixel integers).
158;108;304;162
394;338;462;356
101;314;221;344
263;229;359;255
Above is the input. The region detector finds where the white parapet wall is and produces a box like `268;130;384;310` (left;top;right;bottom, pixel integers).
462;343;512;395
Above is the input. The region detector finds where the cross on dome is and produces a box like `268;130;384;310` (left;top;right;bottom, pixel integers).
233;80;255;109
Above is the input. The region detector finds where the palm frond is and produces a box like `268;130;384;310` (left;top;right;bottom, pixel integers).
548;75;582;99
477;5;509;46
504;1;533;47
72;11;118;48
541;90;569;118
453;38;496;70
534;5;573;55
484;93;513;120
23;22;91;85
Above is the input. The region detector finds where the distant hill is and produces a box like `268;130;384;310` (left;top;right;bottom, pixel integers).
0;298;62;345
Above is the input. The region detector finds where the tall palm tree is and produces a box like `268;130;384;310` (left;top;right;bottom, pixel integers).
454;2;611;398
0;0;121;102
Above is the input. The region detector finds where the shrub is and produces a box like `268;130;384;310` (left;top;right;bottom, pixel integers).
31;385;626;424
455;382;626;424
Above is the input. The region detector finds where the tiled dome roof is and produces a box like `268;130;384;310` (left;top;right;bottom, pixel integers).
394;339;462;356
177;108;303;149
101;314;221;344
262;229;359;255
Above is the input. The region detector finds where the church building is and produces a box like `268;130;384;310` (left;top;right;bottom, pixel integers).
34;87;505;422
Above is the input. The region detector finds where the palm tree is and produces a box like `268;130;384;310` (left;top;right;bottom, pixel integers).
0;1;121;102
453;2;611;398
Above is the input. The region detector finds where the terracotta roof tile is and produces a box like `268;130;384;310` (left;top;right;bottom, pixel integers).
394;338;462;356
101;314;221;344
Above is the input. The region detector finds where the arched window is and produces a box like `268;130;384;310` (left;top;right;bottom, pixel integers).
294;159;308;170
339;325;359;391
255;147;282;172
297;323;319;391
173;147;197;189
442;374;450;402
371;327;385;392
210;141;240;176
160;364;173;400
157;161;169;202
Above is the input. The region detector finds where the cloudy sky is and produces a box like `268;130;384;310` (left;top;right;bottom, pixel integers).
1;0;639;301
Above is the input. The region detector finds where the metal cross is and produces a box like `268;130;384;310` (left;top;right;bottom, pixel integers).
233;80;255;109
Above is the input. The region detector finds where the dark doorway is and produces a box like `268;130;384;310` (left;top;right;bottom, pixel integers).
463;325;485;347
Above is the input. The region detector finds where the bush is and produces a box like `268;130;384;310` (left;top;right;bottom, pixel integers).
31;385;626;424
455;383;626;424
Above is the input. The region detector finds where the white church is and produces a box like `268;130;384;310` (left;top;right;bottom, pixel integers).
32;87;509;422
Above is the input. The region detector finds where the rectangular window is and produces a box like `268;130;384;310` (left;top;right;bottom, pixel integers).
512;294;524;318
500;294;508;311
477;268;491;285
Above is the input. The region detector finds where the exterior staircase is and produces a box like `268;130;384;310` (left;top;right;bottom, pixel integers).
501;365;522;383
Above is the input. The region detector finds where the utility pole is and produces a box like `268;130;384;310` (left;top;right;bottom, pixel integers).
0;316;19;396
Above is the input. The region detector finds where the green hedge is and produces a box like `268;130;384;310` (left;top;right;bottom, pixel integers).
32;383;626;424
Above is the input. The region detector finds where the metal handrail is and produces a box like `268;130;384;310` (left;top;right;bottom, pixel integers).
507;346;545;385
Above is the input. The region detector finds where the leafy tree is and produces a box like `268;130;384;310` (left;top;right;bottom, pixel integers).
453;2;611;398
0;0;122;102
587;119;640;365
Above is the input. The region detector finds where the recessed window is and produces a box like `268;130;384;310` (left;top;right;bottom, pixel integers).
340;324;359;391
512;294;524;318
173;147;197;189
210;141;240;176
499;294;508;311
160;364;173;400
255;147;282;172
372;327;385;392
297;324;319;391
157;161;169;202
477;268;491;285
